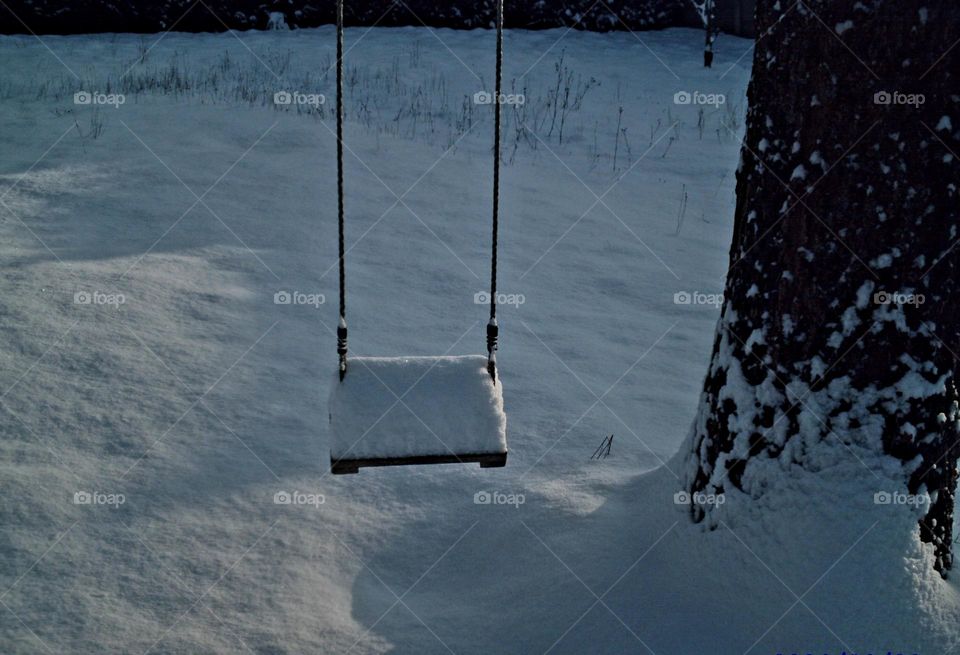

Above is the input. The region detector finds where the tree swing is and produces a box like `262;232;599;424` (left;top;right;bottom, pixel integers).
329;0;509;474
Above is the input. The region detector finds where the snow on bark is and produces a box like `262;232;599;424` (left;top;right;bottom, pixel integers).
682;0;960;574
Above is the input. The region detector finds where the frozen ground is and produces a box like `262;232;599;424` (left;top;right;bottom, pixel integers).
0;24;956;654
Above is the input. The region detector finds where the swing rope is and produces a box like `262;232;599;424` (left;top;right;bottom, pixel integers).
336;0;348;381
335;0;503;382
486;0;504;382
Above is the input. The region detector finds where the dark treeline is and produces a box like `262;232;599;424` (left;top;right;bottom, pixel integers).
1;0;754;36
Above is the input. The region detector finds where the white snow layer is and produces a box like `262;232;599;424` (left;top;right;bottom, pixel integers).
329;355;507;459
1;23;957;655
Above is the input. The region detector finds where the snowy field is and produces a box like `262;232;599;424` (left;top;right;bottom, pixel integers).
1;24;956;654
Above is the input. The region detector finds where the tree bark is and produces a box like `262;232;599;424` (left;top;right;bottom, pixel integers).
685;0;960;575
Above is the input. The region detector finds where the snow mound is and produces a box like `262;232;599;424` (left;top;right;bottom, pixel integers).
329;355;507;460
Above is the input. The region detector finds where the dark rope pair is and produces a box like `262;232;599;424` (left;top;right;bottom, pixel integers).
336;0;504;382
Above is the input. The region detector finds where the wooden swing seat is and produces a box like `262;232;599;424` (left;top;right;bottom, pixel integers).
329;355;508;474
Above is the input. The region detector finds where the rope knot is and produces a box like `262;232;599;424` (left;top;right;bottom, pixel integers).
337;320;348;380
486;318;499;380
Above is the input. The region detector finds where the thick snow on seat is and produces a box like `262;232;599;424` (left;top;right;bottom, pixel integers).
329;355;507;461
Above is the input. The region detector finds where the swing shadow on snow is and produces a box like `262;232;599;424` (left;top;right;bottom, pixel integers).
351;445;960;654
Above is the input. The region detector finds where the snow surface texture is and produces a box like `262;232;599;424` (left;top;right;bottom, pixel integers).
329;356;507;459
0;24;956;655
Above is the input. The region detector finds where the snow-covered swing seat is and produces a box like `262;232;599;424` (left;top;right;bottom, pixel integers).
329;356;507;474
327;0;509;474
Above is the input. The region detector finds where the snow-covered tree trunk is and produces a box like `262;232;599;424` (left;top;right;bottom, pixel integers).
683;0;959;574
703;0;717;67
688;0;719;66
